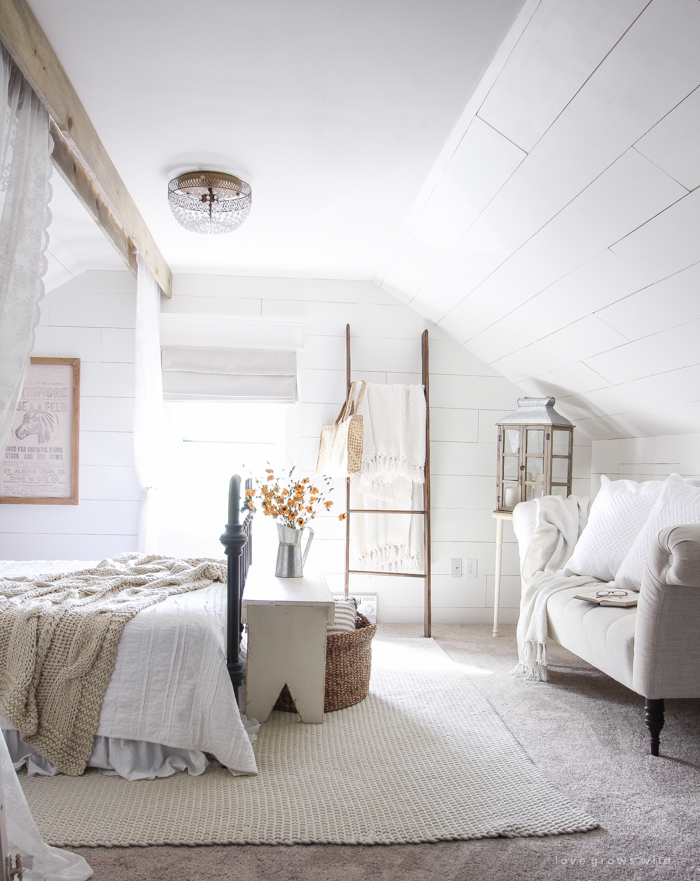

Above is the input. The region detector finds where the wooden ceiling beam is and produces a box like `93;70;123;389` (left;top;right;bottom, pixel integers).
50;120;138;278
0;0;172;296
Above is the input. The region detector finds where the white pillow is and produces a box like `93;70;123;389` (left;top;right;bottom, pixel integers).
615;475;700;591
563;476;664;582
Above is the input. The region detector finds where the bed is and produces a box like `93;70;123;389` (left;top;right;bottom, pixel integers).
0;476;256;780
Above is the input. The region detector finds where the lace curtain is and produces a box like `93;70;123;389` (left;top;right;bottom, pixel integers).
0;44;52;458
134;255;164;553
0;734;92;880
0;43;91;881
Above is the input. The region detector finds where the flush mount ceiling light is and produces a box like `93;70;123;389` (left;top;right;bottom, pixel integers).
168;171;252;234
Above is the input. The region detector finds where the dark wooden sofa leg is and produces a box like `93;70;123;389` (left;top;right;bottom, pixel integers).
645;698;665;756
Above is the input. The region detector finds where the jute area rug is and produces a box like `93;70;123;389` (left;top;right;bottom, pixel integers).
20;636;597;847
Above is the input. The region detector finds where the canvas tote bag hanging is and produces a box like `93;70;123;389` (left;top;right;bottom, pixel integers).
316;381;366;477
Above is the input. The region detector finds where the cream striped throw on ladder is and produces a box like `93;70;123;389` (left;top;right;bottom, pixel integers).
351;384;426;573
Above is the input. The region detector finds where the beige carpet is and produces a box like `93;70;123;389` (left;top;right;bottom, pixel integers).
20;636;597;847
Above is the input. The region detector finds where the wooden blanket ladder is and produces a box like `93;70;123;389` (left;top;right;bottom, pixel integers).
343;324;432;637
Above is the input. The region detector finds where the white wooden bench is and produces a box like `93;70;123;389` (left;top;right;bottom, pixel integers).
241;566;335;723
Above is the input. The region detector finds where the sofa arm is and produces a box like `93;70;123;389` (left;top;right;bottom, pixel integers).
633;524;700;699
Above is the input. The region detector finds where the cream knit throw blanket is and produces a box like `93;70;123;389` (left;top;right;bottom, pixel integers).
0;553;227;776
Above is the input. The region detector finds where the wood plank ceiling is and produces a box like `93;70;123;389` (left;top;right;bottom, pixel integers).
379;0;700;441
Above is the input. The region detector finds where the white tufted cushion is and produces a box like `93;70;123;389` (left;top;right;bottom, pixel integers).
563;476;664;582
547;586;636;690
615;476;700;591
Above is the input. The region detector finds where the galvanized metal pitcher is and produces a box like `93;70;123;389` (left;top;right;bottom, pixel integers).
275;523;314;577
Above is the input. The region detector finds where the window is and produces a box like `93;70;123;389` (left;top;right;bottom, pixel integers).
158;400;287;558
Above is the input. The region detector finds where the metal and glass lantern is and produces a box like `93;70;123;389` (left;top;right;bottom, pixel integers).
496;397;574;512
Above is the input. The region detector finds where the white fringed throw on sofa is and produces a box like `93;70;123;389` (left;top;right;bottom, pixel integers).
513;495;594;681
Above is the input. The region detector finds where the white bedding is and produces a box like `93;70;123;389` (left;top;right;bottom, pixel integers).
0;559;258;778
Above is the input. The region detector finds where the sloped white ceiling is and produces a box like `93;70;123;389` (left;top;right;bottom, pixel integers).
44;171;125;293
379;0;700;441
31;0;700;443
28;0;525;279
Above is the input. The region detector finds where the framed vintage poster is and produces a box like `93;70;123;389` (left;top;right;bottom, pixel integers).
0;358;80;505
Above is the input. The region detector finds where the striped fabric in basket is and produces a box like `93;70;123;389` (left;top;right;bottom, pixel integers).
327;597;358;634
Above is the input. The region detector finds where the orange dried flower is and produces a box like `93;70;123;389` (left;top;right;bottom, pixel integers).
247;466;337;529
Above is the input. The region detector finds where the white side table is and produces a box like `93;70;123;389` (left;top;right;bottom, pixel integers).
241;566;335;724
491;511;513;637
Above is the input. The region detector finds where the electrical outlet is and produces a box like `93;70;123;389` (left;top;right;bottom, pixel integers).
464;558;478;578
451;558;463;578
355;595;378;623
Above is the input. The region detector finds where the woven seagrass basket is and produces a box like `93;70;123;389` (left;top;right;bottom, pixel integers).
274;613;377;713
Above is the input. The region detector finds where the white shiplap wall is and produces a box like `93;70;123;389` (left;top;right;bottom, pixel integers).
0;271;140;560
591;433;700;495
161;273;591;623
2;269;591;623
379;0;700;443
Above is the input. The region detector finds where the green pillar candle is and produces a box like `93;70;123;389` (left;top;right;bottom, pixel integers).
228;474;241;525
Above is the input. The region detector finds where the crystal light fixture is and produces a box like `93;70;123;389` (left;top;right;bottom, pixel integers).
168;171;252;234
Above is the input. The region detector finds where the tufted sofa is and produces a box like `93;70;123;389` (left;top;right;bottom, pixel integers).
513;503;700;756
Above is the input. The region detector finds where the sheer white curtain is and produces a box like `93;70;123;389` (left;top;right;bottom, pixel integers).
134;255;164;553
0;43;92;881
0;734;92;881
0;44;52;458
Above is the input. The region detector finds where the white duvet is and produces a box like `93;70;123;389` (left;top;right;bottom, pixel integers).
0;560;258;777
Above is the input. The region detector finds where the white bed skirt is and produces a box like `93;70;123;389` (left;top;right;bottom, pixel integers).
2;725;208;780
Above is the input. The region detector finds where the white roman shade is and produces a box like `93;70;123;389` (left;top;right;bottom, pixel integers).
161;346;298;403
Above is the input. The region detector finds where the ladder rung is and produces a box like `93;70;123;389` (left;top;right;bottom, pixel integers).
348;569;427;578
348;509;426;515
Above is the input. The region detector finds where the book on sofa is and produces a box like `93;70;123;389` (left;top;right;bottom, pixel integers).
574;589;638;608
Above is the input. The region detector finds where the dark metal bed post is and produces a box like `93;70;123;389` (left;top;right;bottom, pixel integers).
220;474;249;705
